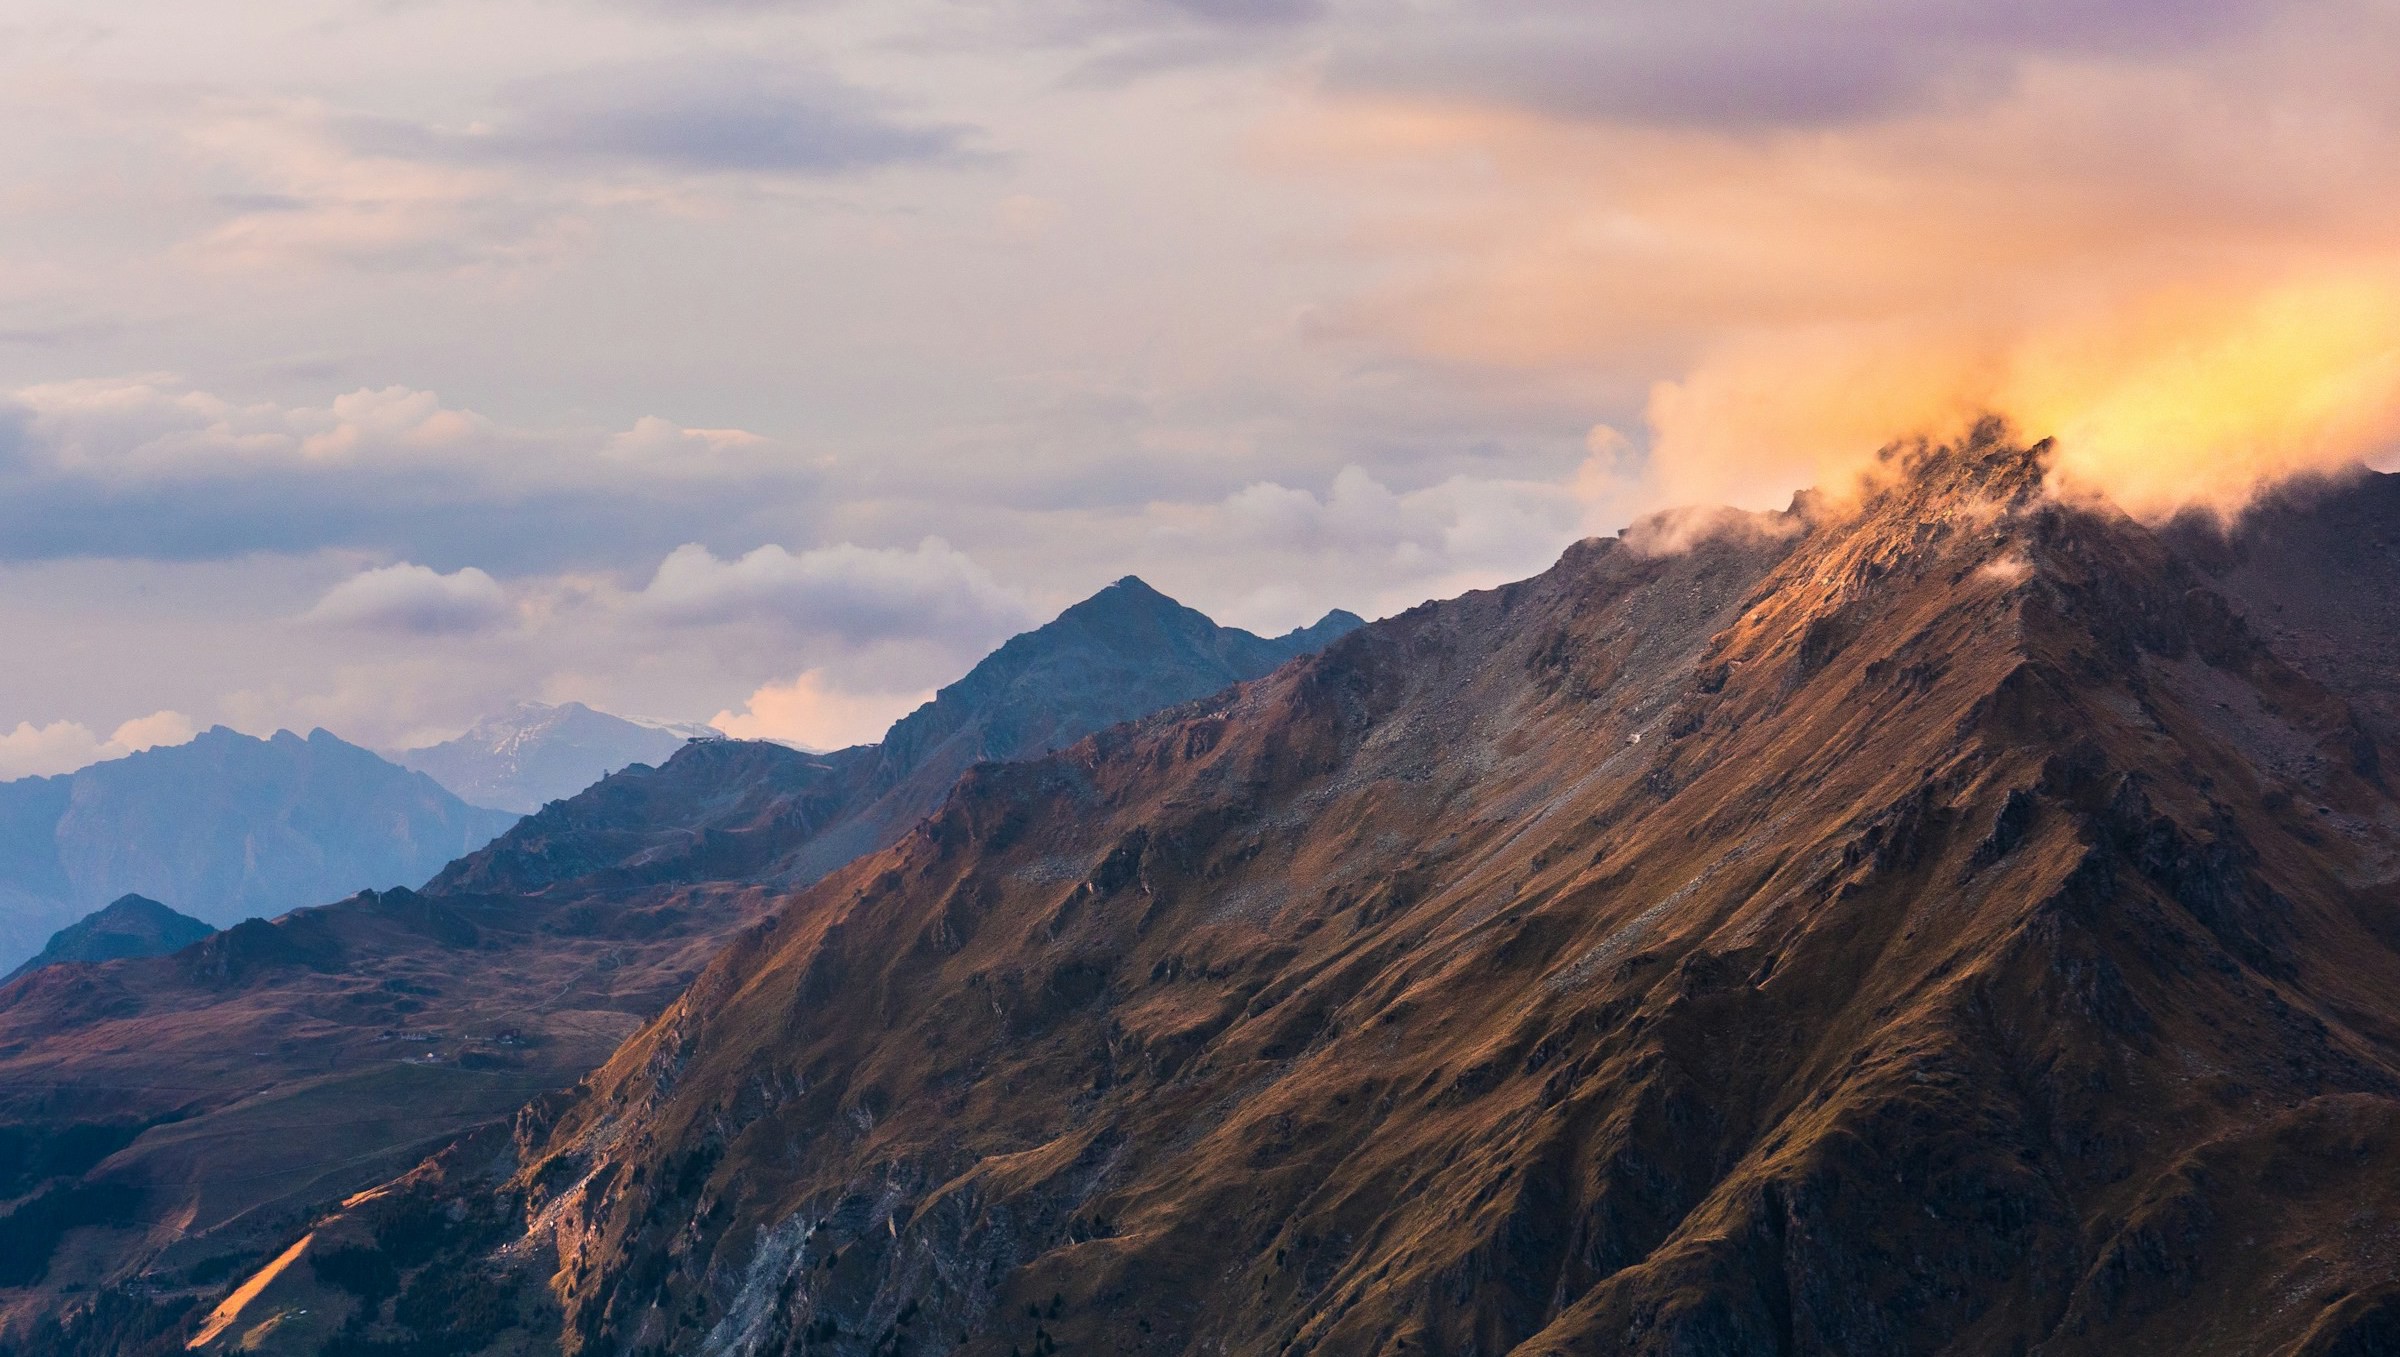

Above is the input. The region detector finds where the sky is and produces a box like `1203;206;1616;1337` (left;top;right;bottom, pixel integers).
1;0;2396;774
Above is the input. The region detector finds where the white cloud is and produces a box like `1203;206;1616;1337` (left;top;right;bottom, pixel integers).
636;537;1034;644
710;668;931;752
0;720;111;781
306;562;512;636
111;709;198;751
0;709;196;780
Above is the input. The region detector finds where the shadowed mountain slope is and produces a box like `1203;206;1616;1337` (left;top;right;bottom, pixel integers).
0;897;212;986
2162;468;2400;749
221;434;2400;1357
0;728;518;972
0;581;1359;1343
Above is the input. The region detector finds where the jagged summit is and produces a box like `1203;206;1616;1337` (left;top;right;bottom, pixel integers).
222;432;2400;1357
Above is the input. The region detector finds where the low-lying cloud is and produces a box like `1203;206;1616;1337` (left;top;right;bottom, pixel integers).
0;710;196;781
710;668;935;752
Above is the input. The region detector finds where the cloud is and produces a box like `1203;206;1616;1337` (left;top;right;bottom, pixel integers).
0;720;111;781
636;537;1034;644
306;563;512;636
0;709;196;780
710;668;932;752
1324;0;2277;130
1284;0;2400;519
184;97;566;273
0;377;805;568
111;710;199;751
466;58;976;176
1147;459;1633;627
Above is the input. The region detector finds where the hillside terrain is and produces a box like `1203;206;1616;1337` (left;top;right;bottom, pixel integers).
167;432;2400;1357
0;581;1359;1345
398;703;718;815
0;727;519;971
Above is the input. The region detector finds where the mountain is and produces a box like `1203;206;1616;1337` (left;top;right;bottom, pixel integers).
184;433;2400;1356
0;580;1361;1345
1;897;213;985
0;727;520;971
397;702;718;815
431;577;1363;899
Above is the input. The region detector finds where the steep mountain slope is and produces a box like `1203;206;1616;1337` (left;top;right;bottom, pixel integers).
0;580;1360;1343
1;896;212;984
239;433;2400;1357
0;727;519;971
398;703;718;814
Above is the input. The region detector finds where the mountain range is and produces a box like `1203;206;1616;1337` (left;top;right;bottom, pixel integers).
117;432;2400;1357
0;728;519;972
396;703;720;815
0;578;1361;1347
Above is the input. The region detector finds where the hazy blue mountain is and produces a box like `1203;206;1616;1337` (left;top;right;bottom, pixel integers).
397;701;717;813
0;727;519;969
1;893;213;984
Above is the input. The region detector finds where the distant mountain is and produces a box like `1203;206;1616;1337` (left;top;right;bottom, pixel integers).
396;701;717;814
0;726;520;970
1;894;212;984
0;578;1362;1331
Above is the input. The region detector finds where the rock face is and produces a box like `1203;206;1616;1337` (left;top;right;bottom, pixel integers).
0;580;1360;1347
0;896;213;986
232;434;2400;1357
398;703;719;815
0;728;520;971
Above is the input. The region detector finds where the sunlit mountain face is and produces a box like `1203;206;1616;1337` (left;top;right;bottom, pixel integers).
4;2;2400;1355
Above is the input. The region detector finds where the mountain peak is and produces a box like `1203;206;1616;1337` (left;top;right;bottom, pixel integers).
1873;418;2052;509
397;701;706;814
3;893;214;985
